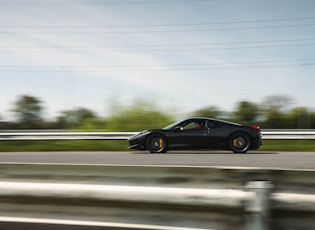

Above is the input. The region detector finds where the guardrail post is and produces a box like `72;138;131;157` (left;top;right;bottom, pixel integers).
245;181;273;230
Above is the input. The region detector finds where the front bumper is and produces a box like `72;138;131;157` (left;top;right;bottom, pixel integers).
127;131;150;150
128;142;145;150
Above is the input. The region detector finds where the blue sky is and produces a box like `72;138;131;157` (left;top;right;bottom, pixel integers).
1;0;315;121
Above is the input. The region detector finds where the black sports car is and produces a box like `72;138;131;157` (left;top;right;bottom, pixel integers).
128;117;262;153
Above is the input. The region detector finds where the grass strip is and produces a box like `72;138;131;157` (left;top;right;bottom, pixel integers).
0;140;314;152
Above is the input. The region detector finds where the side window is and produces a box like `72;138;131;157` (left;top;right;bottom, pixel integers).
182;120;205;130
181;122;195;130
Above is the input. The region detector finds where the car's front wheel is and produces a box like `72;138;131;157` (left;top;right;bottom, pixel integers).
146;134;167;153
229;132;251;153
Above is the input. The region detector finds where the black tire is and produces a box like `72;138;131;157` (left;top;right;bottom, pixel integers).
229;132;251;153
145;134;167;153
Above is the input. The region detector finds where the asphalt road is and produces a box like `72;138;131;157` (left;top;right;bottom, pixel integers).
0;151;314;170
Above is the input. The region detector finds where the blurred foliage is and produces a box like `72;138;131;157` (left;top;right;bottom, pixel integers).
262;95;294;111
191;106;222;119
286;107;313;129
2;94;315;151
11;95;43;129
105;99;174;131
233;101;260;125
2;94;315;131
56;108;97;129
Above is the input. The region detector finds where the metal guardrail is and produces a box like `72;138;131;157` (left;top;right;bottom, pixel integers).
0;131;136;140
0;130;315;140
0;164;314;230
262;130;315;140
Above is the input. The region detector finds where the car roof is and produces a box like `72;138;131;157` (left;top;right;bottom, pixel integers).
188;117;242;126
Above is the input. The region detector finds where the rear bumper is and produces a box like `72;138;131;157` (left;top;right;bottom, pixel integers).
252;134;263;150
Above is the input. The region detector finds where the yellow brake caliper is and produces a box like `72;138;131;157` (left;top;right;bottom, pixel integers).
159;138;163;149
233;138;237;147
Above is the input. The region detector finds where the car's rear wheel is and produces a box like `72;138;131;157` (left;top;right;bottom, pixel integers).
229;132;251;153
146;134;167;153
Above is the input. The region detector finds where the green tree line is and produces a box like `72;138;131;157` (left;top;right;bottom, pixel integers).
1;94;315;131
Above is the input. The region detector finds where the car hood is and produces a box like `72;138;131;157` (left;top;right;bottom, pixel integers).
128;129;163;140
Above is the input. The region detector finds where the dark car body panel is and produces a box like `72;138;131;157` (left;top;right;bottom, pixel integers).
128;118;262;152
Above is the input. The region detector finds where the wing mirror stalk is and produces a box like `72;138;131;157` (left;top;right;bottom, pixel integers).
173;126;182;132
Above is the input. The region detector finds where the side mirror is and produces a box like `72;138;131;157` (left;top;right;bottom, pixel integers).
173;126;182;132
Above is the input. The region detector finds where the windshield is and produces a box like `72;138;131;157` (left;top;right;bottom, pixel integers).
163;119;186;130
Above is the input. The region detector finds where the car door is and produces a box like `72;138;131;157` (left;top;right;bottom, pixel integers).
168;119;210;149
203;120;227;149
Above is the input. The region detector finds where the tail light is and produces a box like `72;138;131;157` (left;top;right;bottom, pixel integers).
251;125;260;130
